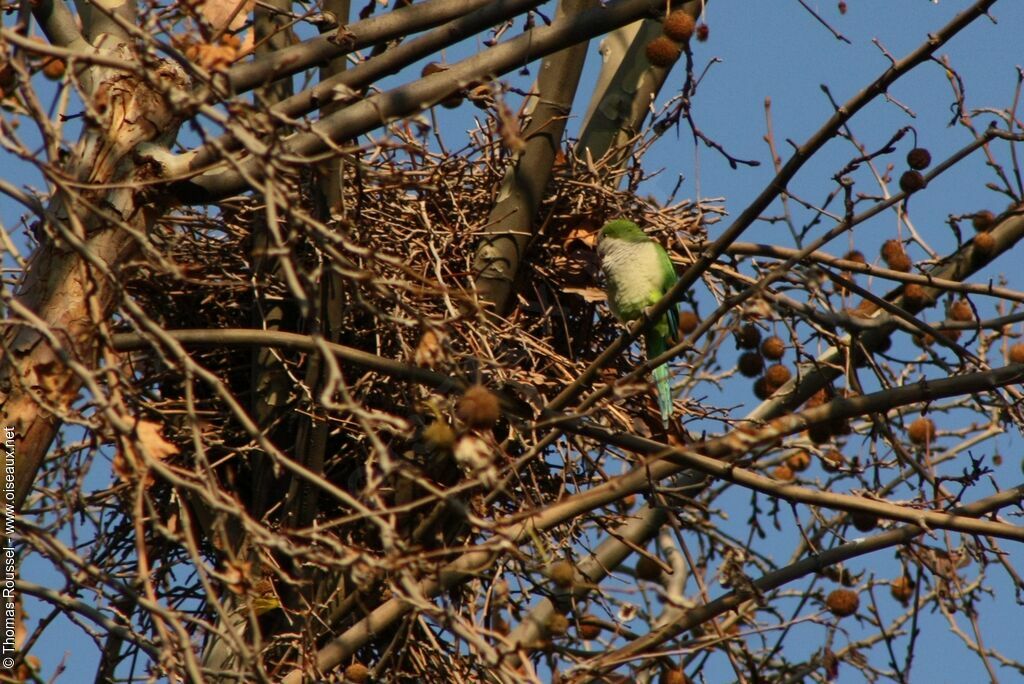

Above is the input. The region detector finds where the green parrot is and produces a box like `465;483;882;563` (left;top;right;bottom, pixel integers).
597;219;680;427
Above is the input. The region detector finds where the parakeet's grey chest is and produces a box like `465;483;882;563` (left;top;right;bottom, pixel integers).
598;238;667;322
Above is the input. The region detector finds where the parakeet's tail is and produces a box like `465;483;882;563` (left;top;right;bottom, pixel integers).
645;331;673;427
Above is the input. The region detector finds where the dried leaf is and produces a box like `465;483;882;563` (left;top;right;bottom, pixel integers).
114;420;176;485
562;217;600;249
414;329;446;368
184;40;240;71
822;648;839;680
497;102;526;153
454;434;492;471
199;0;252;31
223;559;252;596
562;286;606;303
136;420;179;460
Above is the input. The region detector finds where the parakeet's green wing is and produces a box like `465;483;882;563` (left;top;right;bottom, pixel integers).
650;241;678;426
645;330;673;426
656;242;680;341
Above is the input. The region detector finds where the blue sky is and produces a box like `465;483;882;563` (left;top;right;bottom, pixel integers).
642;3;1024;681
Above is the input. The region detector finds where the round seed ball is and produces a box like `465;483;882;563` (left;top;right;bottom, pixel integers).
764;363;792;387
821;449;845;472
548;561;575;588
577;620;602;640
851;299;876;317
678;309;699;335
661;669;689;684
890;576;915;605
786;450;811;472
41;57;66;80
949;300;973;322
851;511;878;532
457;385;501;428
345;663;370;683
772;464;795;482
899;170;926;194
1009;343;1024;364
902;283;928;311
738;351;764;378
886;251;912;273
908;417;935;445
971;210;995;231
830;417;852;437
423;420;456;451
440;95;464;109
906;147;931;170
843;249;866;265
807;422;834;445
737;323;762;349
826;588;860;617
0;64;16;94
805;388;827;409
663;10;695;42
547;612;570;636
645;36;681;67
973;231;996;257
880;239;906;265
635;555;662;581
760;336;786;361
863;332;892;354
912;332;935;348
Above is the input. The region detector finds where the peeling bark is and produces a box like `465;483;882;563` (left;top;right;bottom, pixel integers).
1;55;188;508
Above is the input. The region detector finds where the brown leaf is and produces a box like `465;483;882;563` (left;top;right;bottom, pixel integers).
414;329;446;368
111;449;134;485
114;420;176;485
223;559;252;595
497;102;526;153
562;287;606;303
822;648;839;680
563;217;600;249
184;41;240;71
199;0;252;31
136;420;179;460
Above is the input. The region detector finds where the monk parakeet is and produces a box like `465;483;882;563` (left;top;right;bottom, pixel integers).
597;219;680;426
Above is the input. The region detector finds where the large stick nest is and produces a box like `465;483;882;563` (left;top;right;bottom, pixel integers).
97;108;714;676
